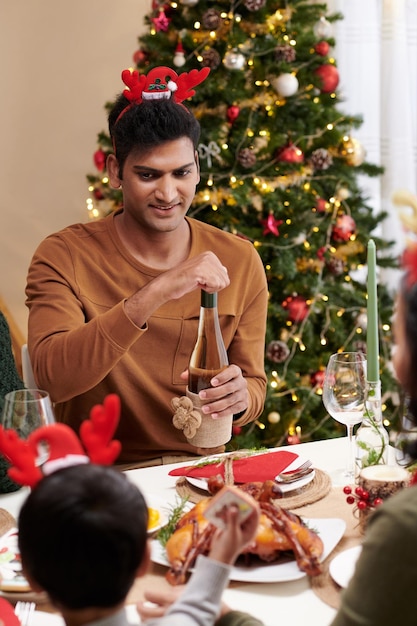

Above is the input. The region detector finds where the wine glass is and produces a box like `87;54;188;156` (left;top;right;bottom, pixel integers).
322;352;366;485
1;388;55;438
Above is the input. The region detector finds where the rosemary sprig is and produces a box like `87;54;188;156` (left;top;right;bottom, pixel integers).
157;496;189;547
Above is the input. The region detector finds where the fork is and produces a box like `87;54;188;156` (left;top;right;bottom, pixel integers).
276;460;313;483
14;601;36;625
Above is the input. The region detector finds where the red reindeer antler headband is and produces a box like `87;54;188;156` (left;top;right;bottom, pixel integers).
114;65;210;125
0;394;122;487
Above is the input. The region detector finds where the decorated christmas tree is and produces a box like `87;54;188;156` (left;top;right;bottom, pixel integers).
86;0;401;448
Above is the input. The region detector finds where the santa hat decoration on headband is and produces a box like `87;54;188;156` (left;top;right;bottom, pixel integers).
0;394;122;488
392;190;417;288
121;65;210;105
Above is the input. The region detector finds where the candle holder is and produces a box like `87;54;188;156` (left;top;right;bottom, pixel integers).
355;380;389;472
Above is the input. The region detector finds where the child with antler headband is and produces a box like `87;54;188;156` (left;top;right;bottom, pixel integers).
0;394;261;626
25;66;268;468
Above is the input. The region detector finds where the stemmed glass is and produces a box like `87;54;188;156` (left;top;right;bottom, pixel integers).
1;388;55;437
322;352;367;485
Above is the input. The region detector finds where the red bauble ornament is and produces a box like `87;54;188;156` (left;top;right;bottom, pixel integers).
232;425;242;436
314;64;339;93
227;104;240;123
332;215;356;242
310;369;325;389
133;49;148;66
276;143;304;163
315;197;328;213
314;41;330;56
93;188;104;200
261;213;284;236
93;149;106;172
287;433;301;445
282;295;309;322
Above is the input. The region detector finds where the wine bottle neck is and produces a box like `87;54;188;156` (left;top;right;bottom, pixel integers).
201;290;217;308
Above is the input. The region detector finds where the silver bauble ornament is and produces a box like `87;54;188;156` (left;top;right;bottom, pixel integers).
223;49;246;70
313;16;332;39
271;73;299;97
180;0;199;5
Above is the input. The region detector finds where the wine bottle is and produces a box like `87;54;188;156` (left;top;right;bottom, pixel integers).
188;290;229;394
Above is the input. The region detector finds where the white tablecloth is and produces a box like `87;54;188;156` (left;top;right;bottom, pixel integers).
0;437;398;626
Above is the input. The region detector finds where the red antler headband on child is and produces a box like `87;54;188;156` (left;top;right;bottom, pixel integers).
0;394;122;488
114;65;210;125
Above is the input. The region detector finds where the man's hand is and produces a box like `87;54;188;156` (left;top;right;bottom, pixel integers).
181;364;248;419
125;251;230;328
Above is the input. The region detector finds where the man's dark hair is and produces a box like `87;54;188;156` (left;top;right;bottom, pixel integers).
108;96;201;177
18;464;148;609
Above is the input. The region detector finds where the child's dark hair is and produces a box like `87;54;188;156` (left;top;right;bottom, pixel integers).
108;96;201;177
18;463;148;610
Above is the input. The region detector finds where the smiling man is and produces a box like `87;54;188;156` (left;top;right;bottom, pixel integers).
25;67;268;467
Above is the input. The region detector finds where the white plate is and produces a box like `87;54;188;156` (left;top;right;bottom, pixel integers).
151;517;346;583
145;496;169;534
329;545;362;589
32;612;65;626
186;456;315;495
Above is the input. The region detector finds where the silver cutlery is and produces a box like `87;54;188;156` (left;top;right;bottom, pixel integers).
276;460;314;483
14;601;36;626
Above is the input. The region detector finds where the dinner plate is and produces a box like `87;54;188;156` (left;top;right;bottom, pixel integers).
151;517;346;583
329;545;362;589
32;612;65;626
186;455;315;495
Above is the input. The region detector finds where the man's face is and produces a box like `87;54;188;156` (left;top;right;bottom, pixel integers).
108;137;200;235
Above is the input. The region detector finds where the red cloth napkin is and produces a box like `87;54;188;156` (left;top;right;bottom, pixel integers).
168;450;299;483
0;598;20;626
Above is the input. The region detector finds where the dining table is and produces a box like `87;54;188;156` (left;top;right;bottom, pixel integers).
0;437;399;626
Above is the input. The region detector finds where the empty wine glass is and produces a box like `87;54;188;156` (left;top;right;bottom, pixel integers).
1;389;55;438
322;352;366;485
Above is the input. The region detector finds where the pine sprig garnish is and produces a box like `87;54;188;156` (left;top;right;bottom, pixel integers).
157;497;189;547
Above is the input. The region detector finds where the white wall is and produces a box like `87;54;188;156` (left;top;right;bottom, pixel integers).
0;0;147;336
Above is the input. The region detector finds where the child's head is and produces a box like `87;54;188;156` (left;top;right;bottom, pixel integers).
108;97;201;178
18;463;149;610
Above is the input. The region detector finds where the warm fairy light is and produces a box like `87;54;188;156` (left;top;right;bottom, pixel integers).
88;185;94;192
313;226;319;233
209;31;217;39
270;380;278;389
304;182;310;190
337;309;344;317
266;264;271;270
321;337;327;345
304;241;310;249
382;323;390;331
285;218;291;224
299;342;306;351
196;54;203;62
203;191;210;201
222;143;228;150
289;39;296;46
235;14;241;22
254;177;260;185
255;420;266;430
247;129;254;137
322;294;329;301
291;393;298;402
329;57;336;64
327;123;334;130
207;176;213;186
194;21;201;29
313;97;320;104
150;28;156;35
221;11;227;17
356;327;363;334
330;93;337;98
102;176;109;184
171;1;178;7
230;175;237;183
254;241;261;248
212;203;218;211
283;34;289;41
248;59;254;66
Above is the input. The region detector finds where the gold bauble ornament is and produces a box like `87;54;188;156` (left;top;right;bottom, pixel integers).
339;137;366;166
268;411;281;424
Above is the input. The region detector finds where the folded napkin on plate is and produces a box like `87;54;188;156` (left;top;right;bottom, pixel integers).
168;450;299;483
